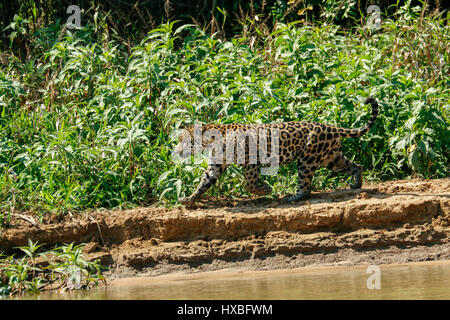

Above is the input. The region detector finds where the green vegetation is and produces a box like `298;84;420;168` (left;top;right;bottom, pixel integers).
0;240;105;296
0;1;448;223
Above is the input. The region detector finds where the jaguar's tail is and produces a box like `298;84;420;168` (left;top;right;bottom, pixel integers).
337;97;379;138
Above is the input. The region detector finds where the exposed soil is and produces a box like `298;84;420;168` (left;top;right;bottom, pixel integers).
1;178;449;279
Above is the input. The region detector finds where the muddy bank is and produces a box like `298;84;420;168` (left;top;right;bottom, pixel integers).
1;178;449;278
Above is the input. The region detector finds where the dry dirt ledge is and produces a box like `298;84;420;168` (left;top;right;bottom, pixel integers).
1;179;449;279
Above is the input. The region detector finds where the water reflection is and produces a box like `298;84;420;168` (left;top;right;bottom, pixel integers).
22;261;450;300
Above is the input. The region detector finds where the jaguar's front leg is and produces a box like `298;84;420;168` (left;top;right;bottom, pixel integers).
179;164;226;204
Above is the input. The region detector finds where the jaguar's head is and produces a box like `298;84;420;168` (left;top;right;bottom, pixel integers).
173;126;195;159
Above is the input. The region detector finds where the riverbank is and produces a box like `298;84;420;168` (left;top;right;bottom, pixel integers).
1;178;449;280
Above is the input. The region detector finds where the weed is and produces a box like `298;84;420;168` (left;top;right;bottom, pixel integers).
0;239;106;296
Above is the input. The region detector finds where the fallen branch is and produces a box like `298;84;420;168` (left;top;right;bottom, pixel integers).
10;213;39;228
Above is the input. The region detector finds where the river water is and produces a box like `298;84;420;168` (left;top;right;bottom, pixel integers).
21;260;450;300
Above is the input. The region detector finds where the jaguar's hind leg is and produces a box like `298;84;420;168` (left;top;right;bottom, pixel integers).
282;160;317;202
243;164;272;195
179;164;227;204
326;152;362;189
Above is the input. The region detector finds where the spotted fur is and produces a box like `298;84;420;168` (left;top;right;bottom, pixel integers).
176;97;379;203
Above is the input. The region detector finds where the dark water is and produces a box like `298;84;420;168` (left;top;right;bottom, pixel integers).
20;261;450;300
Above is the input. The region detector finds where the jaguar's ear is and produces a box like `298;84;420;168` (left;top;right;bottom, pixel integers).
177;126;195;143
178;124;194;134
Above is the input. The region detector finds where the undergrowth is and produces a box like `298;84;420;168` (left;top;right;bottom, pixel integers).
0;1;448;220
0;240;105;296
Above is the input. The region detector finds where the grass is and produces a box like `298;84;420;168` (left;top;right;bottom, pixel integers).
0;1;448;222
0;239;106;296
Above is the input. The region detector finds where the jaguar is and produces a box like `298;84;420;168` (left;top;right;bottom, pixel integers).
175;97;378;204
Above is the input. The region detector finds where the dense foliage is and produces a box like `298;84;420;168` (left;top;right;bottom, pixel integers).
0;1;448;221
2;0;442;49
